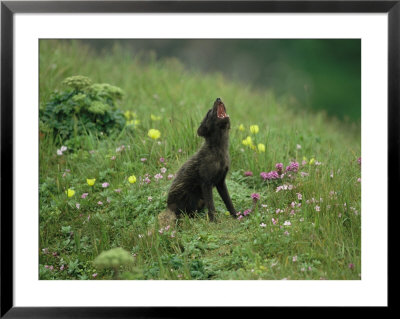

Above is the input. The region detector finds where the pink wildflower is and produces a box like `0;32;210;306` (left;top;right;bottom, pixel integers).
141;158;147;162
159;157;165;163
275;163;283;175
251;193;260;202
167;174;174;180
97;201;103;205
237;215;243;221
286;161;299;172
243;209;252;216
102;182;109;188
76;203;80;209
315;205;320;212
114;189;121;193
154;173;163;181
260;223;266;227
148;196;152;201
92;273;98;278
160;167;167;174
244;171;253;177
81;193;89;199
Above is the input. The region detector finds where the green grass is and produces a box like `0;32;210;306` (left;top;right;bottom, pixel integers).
39;40;361;280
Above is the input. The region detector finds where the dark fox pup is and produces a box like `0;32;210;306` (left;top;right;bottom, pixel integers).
166;98;237;221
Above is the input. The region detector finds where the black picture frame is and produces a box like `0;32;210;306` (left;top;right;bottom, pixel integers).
1;1;395;317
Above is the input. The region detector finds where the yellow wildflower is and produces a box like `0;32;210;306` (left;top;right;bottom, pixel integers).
128;175;137;184
148;129;161;140
87;178;96;186
242;136;253;146
257;143;266;152
65;189;75;197
124;110;131;120
309;158;315;165
238;124;245;131
134;119;140;126
151;114;161;121
250;125;259;134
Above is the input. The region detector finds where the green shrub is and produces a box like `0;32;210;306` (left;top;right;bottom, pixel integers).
39;75;126;147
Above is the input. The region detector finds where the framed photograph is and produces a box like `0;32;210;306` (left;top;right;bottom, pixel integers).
1;0;394;316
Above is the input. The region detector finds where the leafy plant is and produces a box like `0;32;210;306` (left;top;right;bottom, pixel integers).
40;75;126;148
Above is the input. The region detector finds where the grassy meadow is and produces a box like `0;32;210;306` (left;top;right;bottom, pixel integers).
39;40;361;280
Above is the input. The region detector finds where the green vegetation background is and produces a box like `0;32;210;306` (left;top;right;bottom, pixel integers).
39;40;361;280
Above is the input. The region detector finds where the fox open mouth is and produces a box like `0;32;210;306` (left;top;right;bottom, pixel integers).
217;102;229;119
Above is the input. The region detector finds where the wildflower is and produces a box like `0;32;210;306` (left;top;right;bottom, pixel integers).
275;163;283;175
92;273;98;278
251;193;260;202
57;149;63;156
309;158;315;165
225;211;230;216
61;146;67;152
148;129;161;140
348;263;355;269
141;158;147;162
102;182;109;188
87;178;96;186
238;124;245;131
283;231;290;236
138;234;144;238
297;193;302;200
116;145;125;153
272;218;278;225
111;155;116;160
242;136;253;146
148;196;152;202
260;171;279;180
286;161;299;172
154;173;163;181
144;177;151;184
243;209;252;216
81;193;89;199
65;189;75;197
296;144;301;150
260;223;266;227
257;143;266;152
357;178;361;183
244;171;253;176
283;220;291;226
160;167;167;174
76;203;80;209
315;205;320;212
107;197;111;203
237;215;243;220
261;204;268;208
128;175;137;184
159;157;165;163
114;189;121;193
42;248;49;254
171;231;176;238
151;114;161;121
167;174;174;180
60;265;65;271
357;157;361;166
97;201;103;205
178;149;182;153
249;125;259;134
292;255;298;262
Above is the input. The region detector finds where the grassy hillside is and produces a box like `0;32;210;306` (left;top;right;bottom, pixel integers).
39;40;361;280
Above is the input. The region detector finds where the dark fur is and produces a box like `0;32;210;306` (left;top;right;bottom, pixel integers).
167;98;237;221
